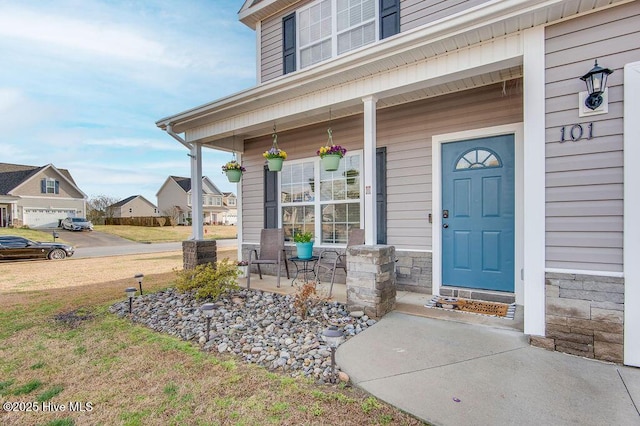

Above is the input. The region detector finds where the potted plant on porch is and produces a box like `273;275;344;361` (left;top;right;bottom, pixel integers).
293;231;314;259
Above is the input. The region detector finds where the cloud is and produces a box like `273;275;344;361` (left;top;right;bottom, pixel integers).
0;5;180;68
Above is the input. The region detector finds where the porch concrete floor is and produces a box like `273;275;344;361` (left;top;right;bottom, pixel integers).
243;273;524;332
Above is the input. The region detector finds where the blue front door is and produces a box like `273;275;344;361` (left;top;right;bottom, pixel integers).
441;135;515;292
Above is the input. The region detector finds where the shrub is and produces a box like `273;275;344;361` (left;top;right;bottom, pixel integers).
293;281;321;319
175;259;240;300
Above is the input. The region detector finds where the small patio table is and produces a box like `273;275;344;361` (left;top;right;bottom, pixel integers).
288;256;319;284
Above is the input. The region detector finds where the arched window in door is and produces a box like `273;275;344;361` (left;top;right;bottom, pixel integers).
454;148;502;170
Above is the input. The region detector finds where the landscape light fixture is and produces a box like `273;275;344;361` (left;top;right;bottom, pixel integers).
322;325;344;383
134;273;144;295
580;60;613;110
125;287;137;314
52;231;59;242
201;303;216;341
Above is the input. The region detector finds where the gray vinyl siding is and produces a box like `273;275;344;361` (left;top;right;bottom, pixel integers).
241;114;364;243
379;80;522;250
400;0;490;32
260;1;311;83
242;81;522;248
259;0;490;82
544;1;640;272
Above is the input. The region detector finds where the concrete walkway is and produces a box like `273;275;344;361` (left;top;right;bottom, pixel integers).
239;275;640;425
337;311;640;426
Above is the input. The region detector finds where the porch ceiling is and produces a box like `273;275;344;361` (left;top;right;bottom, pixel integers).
157;0;627;150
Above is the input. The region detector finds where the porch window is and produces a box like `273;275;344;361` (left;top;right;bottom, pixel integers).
298;0;377;69
280;152;362;244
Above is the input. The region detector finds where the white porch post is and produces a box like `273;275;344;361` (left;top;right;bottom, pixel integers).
236;152;244;262
623;61;640;367
523;26;546;336
190;143;204;240
362;95;378;245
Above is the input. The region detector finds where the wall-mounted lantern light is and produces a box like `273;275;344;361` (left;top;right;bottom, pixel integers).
580;60;613;110
134;273;144;295
125;287;137;313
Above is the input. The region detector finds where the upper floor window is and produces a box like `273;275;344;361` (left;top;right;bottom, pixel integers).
283;0;399;75
40;178;59;194
298;0;377;69
228;198;236;206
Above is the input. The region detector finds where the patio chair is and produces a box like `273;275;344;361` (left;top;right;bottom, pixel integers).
315;228;365;297
247;228;290;289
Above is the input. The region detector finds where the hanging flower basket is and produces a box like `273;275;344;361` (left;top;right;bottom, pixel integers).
317;134;347;172
266;157;284;171
321;154;342;172
225;169;243;182
263;127;287;172
222;160;245;183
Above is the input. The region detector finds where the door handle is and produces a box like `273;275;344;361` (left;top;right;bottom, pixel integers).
443;223;449;228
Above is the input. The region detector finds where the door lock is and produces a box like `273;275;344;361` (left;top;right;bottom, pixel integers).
443;210;449;218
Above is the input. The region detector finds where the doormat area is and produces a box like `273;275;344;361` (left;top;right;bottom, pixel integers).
424;297;516;320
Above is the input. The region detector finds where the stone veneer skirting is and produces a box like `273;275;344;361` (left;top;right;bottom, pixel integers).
530;272;624;364
394;250;432;294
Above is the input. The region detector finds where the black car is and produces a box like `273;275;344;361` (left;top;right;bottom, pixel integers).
0;236;75;260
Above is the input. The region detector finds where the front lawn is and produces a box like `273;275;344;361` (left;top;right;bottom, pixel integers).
0;228;67;243
0;248;425;426
94;225;237;243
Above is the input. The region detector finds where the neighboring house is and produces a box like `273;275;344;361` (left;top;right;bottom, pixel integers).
156;1;640;367
0;162;87;228
109;195;159;218
156;176;230;225
222;192;238;225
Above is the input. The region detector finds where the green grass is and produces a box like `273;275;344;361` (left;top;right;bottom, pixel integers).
12;379;43;395
37;384;64;402
0;228;70;244
93;224;237;243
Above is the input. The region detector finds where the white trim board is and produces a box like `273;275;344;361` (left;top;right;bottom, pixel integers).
623;61;640;367
431;123;525;306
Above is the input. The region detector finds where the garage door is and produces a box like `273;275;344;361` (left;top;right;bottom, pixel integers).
23;208;76;228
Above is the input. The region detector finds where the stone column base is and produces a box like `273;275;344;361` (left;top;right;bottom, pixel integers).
346;245;396;319
182;240;217;270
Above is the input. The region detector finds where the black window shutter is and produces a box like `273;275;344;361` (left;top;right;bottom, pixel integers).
264;166;278;229
54;180;60;194
282;13;296;75
40;179;46;193
376;147;387;244
379;0;400;40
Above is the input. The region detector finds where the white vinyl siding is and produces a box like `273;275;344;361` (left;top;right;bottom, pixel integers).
544;1;640;272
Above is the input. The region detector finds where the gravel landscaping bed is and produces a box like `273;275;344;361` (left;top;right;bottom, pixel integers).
110;288;376;383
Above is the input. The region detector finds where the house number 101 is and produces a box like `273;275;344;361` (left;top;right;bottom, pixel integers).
560;122;593;142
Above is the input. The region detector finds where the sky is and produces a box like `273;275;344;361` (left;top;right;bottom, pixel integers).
0;0;256;204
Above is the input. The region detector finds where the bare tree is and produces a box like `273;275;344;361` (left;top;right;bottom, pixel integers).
87;195;119;225
163;206;180;227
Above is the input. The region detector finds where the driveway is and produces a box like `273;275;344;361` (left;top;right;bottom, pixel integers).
49;228;137;248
